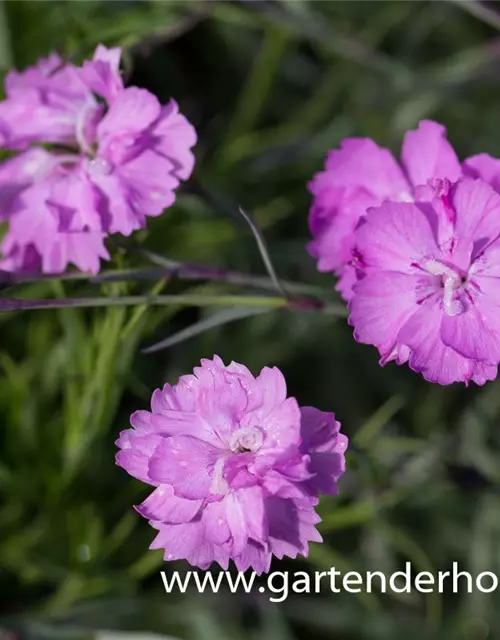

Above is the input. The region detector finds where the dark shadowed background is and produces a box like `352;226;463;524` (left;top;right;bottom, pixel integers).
1;1;500;639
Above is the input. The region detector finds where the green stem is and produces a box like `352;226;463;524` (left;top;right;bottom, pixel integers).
1;293;348;315
1;262;335;300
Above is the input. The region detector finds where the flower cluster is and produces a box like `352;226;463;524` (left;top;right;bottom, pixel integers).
0;45;196;274
116;356;347;573
308;120;500;385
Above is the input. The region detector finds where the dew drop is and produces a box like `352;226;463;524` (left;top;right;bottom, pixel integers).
23;160;41;175
87;157;112;176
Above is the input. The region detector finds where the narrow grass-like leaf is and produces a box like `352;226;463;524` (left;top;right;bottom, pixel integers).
142;306;270;353
447;0;500;32
354;395;406;448
0;293;288;312
238;207;288;299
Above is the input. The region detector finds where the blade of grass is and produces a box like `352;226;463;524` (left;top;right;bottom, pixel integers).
93;256;333;298
238;206;289;300
447;0;500;32
141;306;270;353
0;293;347;314
0;293;288;311
354;395;405;448
120;277;170;341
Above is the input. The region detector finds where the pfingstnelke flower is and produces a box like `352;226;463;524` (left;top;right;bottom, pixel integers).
116;356;348;574
0;44;196;274
348;177;500;385
308;120;462;300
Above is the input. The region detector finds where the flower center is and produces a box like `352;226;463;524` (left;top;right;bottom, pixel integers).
423;259;466;316
229;426;264;454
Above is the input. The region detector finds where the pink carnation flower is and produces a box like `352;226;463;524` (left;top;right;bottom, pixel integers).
308;120;462;300
116;356;348;574
348;177;500;385
0;45;196;274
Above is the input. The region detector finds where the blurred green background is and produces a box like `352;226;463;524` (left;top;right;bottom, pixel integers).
2;0;500;638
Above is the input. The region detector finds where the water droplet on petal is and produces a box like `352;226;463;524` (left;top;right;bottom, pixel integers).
87;157;112;176
23;160;41;175
394;190;413;203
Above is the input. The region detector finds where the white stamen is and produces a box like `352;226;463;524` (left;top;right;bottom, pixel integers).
422;259;465;316
443;277;464;316
423;259;457;279
229;426;264;453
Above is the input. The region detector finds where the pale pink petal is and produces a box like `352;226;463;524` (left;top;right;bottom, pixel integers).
5;53;63;94
354;201;439;272
308;187;377;273
47;172;103;231
224;487;266;554
97;87;161;139
335;263;358;301
115;431;163;485
242;397;301;453
148;100;197;180
188;365;249;439
238;366;289;424
463;153;500;190
235;486;267;543
93;44;121;72
150;521;230;570
0;243;41;273
203;500;231;545
148;436;221;499
261;470;312;499
136;485;202;524
300;407;343;452
223;454;258;490
151;384;182;413
266;497;322;560
401;120;461;187
470;362;498;386
233;542;271;575
349;272;424;357
79;44;123;103
118;150;179;216
89;171;144;235
35;229;108;275
441;293;500;365
323;138;409;199
470;236;500;278
451;178;500;250
398;298;477;385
